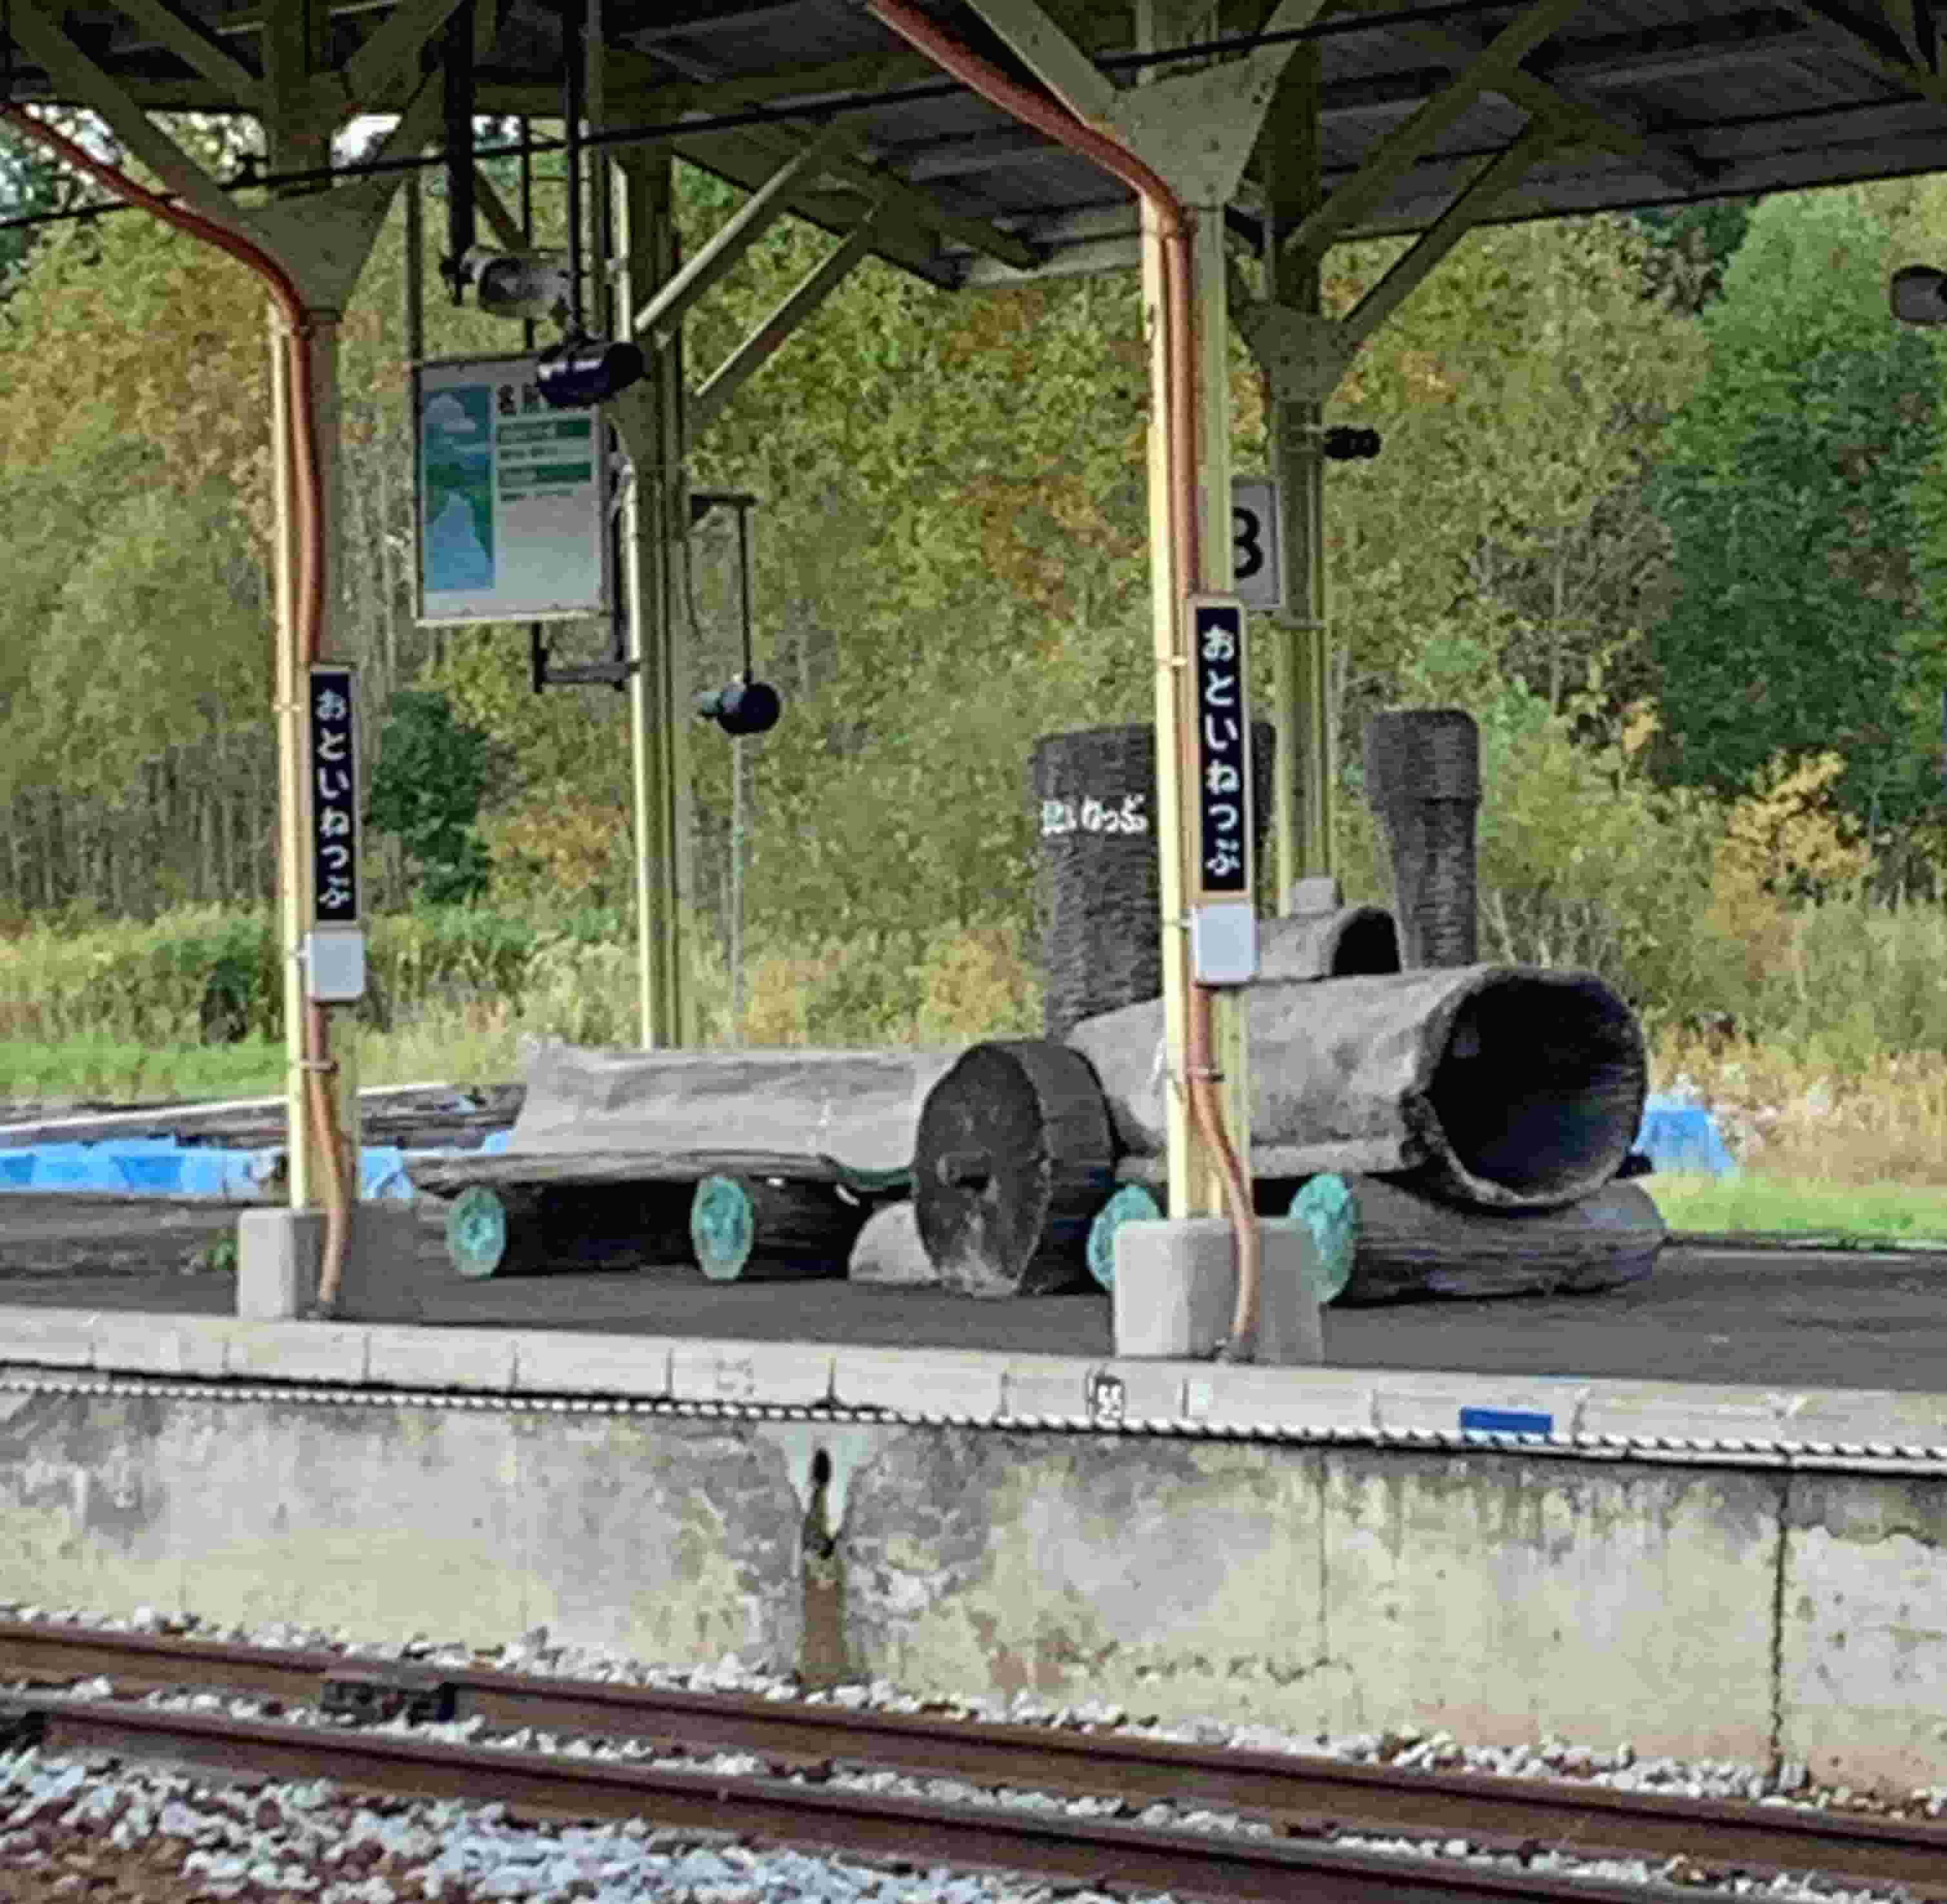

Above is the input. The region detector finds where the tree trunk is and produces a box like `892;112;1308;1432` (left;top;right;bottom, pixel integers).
1288;1172;1666;1306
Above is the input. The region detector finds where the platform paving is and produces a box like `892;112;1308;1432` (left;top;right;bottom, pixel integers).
1;1192;1946;1392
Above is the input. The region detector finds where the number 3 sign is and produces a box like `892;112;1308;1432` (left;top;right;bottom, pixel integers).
1230;476;1284;613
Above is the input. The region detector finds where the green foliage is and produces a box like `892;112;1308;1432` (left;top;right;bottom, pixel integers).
1650;189;1947;838
0;127;59;287
0;907;278;1044
1630;197;1757;312
367;691;494;906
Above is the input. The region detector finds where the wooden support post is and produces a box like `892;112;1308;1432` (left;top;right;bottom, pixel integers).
1136;0;1251;1220
1260;48;1333;897
263;2;359;1215
612;148;694;1049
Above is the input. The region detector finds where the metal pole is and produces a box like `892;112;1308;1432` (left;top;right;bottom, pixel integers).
1264;47;1333;898
612;150;689;1048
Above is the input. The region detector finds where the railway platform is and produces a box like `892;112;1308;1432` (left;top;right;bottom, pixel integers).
3;1196;1946;1798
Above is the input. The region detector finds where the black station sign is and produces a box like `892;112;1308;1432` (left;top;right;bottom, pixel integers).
308;666;361;927
1190;598;1251;897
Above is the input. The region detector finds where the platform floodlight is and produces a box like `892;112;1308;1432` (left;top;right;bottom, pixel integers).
1892;265;1947;325
536;336;647;409
454;247;574;323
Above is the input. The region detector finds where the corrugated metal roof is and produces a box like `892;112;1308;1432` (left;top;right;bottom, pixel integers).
6;3;1946;286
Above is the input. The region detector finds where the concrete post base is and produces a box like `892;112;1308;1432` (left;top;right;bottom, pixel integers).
1113;1216;1325;1363
236;1204;432;1323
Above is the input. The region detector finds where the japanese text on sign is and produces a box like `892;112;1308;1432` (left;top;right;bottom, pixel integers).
308;667;360;926
1190;599;1251;895
1040;793;1149;838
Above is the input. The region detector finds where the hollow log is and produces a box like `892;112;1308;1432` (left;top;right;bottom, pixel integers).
443;1182;693;1279
1289;1173;1666;1306
914;1040;1115;1297
1257;905;1400;982
691;1173;865;1281
1069;966;1646;1212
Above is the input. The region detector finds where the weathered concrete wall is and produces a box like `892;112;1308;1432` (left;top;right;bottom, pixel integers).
1;1381;1942;1791
1779;1473;1947;1792
0;1388;805;1662
840;1434;1779;1766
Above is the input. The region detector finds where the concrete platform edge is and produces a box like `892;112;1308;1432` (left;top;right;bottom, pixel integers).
3;1304;1946;1457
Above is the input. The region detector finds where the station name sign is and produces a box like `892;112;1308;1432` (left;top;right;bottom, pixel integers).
1190;598;1251;897
308;665;360;927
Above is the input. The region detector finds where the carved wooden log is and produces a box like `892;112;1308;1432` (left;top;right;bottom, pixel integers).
690;1173;865;1281
914;1040;1116;1297
1289;1172;1666;1306
1070;966;1648;1212
443;1182;692;1279
1364;707;1481;969
507;1043;957;1174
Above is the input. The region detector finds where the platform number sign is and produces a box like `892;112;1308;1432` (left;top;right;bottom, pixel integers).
1230;476;1284;613
308;666;360;927
1191;598;1251;896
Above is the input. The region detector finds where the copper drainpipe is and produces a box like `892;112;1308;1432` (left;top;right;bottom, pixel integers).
862;1;1262;1357
1;106;354;1313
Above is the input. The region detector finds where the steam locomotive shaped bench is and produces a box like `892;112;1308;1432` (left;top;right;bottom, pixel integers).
412;921;1664;1307
416;708;1666;1304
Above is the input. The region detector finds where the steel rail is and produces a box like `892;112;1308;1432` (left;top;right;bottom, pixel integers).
2;1621;1944;1895
0;1692;1769;1904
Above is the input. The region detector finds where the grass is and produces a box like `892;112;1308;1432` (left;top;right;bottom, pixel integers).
0;1012;527;1110
1646;1172;1947;1244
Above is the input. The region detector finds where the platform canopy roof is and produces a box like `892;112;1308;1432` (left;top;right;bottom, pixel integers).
3;1;1945;288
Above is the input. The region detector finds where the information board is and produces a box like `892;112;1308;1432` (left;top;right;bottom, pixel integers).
308;665;361;927
414;354;610;625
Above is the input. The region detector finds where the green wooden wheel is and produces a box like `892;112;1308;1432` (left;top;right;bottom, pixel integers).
447;1185;510;1279
1288;1173;1358;1304
1084;1182;1162;1291
691;1173;754;1282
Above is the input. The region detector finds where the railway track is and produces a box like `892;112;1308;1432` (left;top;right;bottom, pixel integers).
3;1621;1944;1901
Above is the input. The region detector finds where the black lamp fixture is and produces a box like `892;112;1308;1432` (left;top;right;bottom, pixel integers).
1892;265;1947;325
691;492;783;738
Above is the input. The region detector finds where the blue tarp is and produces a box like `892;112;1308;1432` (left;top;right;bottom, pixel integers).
0;1099;1724;1195
0;1127;512;1199
1633;1095;1736;1177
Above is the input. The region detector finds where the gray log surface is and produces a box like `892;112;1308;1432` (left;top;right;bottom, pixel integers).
507;1043;960;1173
914;1040;1115;1297
1295;1172;1666;1306
1069;966;1647;1211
